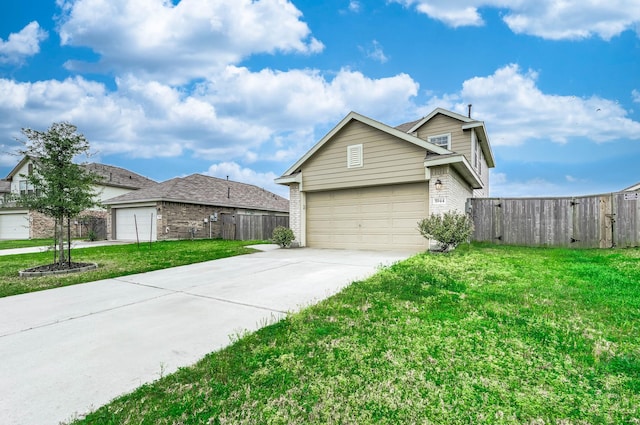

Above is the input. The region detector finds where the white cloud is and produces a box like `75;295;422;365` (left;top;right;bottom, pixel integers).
0;22;48;64
363;40;388;63
349;1;361;13
199;66;418;130
56;0;324;84
633;89;640;103
423;64;640;146
204;161;287;198
0;65;420;164
392;0;640;40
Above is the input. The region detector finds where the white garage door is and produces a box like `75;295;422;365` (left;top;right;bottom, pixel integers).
0;212;30;240
306;182;429;252
115;207;157;241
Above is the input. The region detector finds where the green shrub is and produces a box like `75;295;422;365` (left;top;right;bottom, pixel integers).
418;211;473;252
272;226;295;247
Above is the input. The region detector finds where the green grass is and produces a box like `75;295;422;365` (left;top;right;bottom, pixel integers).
0;239;264;298
71;243;640;424
0;238;60;250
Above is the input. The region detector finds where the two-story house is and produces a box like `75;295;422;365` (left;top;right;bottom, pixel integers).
0;157;156;239
275;107;495;252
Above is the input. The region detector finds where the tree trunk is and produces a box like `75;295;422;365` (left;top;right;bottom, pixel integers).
67;217;72;266
57;218;66;266
53;220;57;265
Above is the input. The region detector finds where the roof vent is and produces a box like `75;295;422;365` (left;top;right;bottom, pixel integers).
468;104;472;118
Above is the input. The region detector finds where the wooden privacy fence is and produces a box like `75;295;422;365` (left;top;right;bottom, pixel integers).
221;214;289;241
468;192;640;248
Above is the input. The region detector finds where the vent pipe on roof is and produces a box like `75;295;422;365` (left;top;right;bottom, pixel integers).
226;175;229;181
468;104;472;118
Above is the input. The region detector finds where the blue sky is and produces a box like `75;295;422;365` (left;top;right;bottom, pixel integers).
1;0;639;198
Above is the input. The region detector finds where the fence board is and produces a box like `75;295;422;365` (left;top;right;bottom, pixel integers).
234;214;289;241
469;192;639;248
615;192;640;247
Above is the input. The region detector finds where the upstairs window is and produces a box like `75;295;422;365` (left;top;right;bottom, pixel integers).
347;144;363;168
428;133;451;150
19;180;35;195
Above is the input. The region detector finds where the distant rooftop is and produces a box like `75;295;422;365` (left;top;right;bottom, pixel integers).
104;173;289;212
84;163;157;190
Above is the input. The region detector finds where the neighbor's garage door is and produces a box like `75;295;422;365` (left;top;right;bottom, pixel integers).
115;207;157;241
0;212;29;239
306;182;429;251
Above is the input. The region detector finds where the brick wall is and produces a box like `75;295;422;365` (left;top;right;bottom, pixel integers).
288;183;302;245
157;202;236;240
29;210;109;240
29;211;55;239
429;165;472;216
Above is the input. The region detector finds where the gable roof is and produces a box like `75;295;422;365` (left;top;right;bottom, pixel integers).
396;107;495;168
623;181;640;191
5;156;156;190
84;163;156;190
278;111;451;178
103;173;289;213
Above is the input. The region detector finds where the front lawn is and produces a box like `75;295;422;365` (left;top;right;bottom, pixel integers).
0;239;264;298
0;238;59;250
72;244;640;424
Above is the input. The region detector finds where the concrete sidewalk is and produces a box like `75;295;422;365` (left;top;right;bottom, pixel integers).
0;246;411;425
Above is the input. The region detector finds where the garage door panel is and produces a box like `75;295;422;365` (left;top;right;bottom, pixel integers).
306;183;429;252
0;213;30;239
115;207;157;241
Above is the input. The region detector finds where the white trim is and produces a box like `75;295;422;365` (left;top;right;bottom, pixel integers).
274;173;302;186
109;202;157;209
300;191;307;247
347;144;363;168
406;107;475;134
279;111;450;177
424;154;483;189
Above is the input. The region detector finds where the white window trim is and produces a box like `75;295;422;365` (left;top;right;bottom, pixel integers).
428;133;451;150
347;144;363;168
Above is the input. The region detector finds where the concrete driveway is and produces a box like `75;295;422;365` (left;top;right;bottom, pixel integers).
0;246;411;425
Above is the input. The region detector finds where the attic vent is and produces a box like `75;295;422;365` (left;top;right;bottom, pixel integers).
347;144;363;168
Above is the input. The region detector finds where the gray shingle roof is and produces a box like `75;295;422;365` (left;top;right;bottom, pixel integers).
104;174;289;212
394;118;423;133
84;163;157;189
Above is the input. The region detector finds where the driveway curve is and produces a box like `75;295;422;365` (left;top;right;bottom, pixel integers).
0;246;411;425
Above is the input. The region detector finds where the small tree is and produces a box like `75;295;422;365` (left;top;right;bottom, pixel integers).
418;211;474;252
14;122;101;267
272;226;295;247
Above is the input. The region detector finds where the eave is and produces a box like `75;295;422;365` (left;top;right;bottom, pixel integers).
103;197;288;213
424;154;483;190
278;111;450;178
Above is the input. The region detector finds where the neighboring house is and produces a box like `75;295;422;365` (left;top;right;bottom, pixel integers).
103;173;289;242
275;107;495;252
0;157;156;240
623;182;640;192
